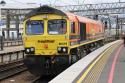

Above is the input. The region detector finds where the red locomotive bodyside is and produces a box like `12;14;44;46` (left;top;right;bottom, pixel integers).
66;12;104;42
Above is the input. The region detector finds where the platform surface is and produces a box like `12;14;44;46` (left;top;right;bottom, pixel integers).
97;44;125;83
49;40;122;83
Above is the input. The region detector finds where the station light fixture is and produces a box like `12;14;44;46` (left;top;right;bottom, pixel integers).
0;0;6;6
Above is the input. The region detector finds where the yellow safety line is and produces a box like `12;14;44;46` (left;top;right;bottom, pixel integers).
76;42;118;83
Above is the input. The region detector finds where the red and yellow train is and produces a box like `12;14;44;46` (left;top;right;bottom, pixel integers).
23;6;104;75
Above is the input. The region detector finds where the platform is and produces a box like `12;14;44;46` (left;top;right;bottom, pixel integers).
97;43;125;83
0;46;24;54
76;42;124;83
0;46;24;63
49;40;124;83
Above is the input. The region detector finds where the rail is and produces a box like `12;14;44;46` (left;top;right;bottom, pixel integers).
31;76;41;83
0;48;26;80
49;40;122;83
0;60;27;80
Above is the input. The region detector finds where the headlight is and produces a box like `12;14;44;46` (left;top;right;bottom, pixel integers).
25;47;35;54
58;47;61;51
30;47;35;51
63;48;66;52
26;49;30;53
57;47;68;53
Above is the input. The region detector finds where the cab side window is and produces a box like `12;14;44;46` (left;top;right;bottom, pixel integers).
71;22;75;33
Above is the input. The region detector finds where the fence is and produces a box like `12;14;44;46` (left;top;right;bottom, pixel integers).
0;36;23;51
4;40;23;47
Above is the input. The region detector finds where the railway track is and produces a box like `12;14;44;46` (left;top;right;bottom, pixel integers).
31;75;56;83
31;76;41;83
0;60;27;80
0;65;56;83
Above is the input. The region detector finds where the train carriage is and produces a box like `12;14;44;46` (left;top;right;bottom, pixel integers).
23;6;104;75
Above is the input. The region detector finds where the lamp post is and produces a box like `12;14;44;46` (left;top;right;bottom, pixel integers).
0;0;6;36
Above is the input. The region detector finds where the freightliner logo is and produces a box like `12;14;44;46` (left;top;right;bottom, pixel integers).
38;40;55;43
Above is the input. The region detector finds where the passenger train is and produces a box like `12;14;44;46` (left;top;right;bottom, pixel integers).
23;6;104;75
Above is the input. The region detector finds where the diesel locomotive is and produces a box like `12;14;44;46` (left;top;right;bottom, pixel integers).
23;6;104;75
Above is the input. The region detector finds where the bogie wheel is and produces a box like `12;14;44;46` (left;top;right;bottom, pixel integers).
70;48;80;64
71;54;79;64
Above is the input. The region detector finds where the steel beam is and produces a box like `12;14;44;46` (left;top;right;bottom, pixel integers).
55;2;125;16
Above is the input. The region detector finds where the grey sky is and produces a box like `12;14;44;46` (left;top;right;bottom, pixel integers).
3;0;125;5
1;0;125;8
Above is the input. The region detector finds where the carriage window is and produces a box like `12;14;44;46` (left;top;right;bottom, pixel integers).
71;22;75;33
48;19;66;35
26;21;44;35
